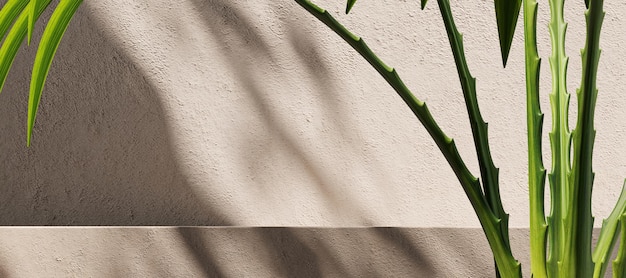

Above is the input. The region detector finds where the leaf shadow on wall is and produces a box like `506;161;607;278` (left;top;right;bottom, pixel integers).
0;1;480;276
184;0;401;225
0;6;230;226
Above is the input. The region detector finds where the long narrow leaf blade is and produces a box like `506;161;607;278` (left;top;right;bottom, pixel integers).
27;0;82;146
0;0;29;41
296;0;522;276
27;0;36;44
569;0;605;275
437;0;518;276
593;181;626;278
523;0;547;275
0;0;52;95
546;0;572;274
494;0;521;67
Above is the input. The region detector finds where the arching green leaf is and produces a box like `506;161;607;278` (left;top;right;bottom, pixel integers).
27;0;36;44
28;0;82;146
0;0;52;95
0;0;29;40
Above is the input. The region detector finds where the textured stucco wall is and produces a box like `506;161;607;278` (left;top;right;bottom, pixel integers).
1;0;625;227
0;227;535;277
0;227;618;277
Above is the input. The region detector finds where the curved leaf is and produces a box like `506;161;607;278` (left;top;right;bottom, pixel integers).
0;0;29;40
295;0;520;277
437;0;518;276
28;0;82;146
27;0;36;44
0;0;52;95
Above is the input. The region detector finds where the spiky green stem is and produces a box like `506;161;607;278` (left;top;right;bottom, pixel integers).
522;0;548;276
593;182;626;278
614;214;626;278
546;0;572;275
294;1;520;276
566;0;604;275
436;0;513;276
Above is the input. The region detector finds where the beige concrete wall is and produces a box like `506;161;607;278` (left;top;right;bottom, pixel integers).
0;227;531;277
0;0;625;226
1;0;625;277
0;227;620;277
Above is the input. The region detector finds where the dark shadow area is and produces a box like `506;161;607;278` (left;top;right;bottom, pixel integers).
373;227;437;276
0;263;9;278
256;228;326;277
0;6;229;225
177;227;227;277
1;0;405;226
171;227;496;277
0;227;508;276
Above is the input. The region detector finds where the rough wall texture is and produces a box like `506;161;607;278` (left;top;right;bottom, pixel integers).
0;0;625;227
0;227;534;277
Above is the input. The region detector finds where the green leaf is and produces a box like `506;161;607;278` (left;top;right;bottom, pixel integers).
546;0;572;274
568;0;604;275
0;0;29;41
345;0;357;14
494;0;521;67
27;0;36;45
522;0;547;275
27;0;82;146
593;181;626;278
437;0;517;276
421;0;428;10
296;0;520;276
614;214;626;278
0;0;52;95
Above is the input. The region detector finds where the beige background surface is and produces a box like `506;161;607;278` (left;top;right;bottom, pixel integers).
0;1;625;228
0;227;540;277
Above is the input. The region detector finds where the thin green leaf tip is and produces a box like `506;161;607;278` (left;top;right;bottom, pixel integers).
27;0;82;146
27;0;36;45
494;0;522;67
0;0;52;98
421;0;428;10
345;0;357;14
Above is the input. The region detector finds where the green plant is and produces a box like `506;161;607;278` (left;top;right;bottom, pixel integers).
0;0;82;146
1;0;624;276
296;0;626;277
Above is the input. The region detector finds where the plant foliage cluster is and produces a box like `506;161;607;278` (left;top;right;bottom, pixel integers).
1;0;625;277
0;0;81;145
296;0;626;277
